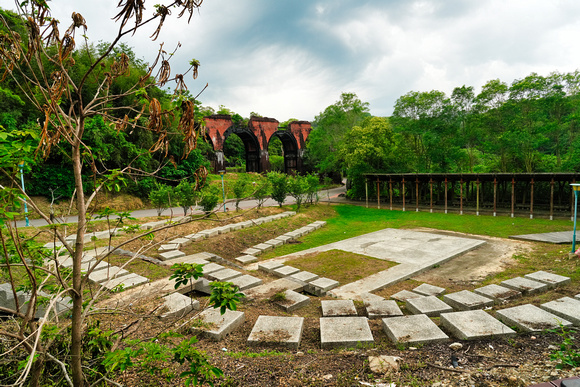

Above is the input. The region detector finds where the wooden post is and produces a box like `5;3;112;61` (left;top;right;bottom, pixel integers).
389;178;393;210
460;179;463;215
365;179;368;208
429;178;433;213
511;178;515;218
376;179;380;209
444;178;448;214
416;177;419;212
530;178;534;219
476;178;480;216
402;178;406;212
550;178;554;220
493;177;497;217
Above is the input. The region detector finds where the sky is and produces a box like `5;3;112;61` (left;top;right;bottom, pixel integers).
6;0;580;122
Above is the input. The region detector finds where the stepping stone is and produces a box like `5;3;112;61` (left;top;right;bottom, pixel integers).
258;261;284;273
307;222;323;230
576;294;580;301
215;225;232;234
524;271;571;289
320;317;374;349
366;300;403;319
284;211;297;216
274;235;294;244
305;277;339;297
321;300;357;317
496;304;573;332
263;239;284;248
207;268;242;282
159;250;185;261
168;238;192;247
440;310;516;340
242;248;261;256
244;278;304;300
406;296;453;317
161;293;199;318
253;243;274;253
413;283;446;297
382;314;449;345
237;221;253;229
285;231;302;239
390;290;424;302
288;271;319;283
88;266;130;284
199;229;219;238
272;265;300;278
200;263;225;275
159;253;209;266
229;274;263;291
185;233;206;241
540;297;580;326
443;290;494;311
159;243;180;252
274;290;310;312
81;260;109;273
102;273;149;291
359;292;386;306
235;255;258;265
229;223;243;231
500;277;548;295
473;284;522;304
191;308;245;341
247;316;304;350
310;220;326;226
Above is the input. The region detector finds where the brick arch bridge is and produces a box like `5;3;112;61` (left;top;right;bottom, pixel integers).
204;115;311;174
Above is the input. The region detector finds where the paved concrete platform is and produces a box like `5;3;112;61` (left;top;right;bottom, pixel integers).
247;316;304;349
501;277;549;295
391;289;423;302
161;293;199;318
496;304;573;332
200;263;225;275
382;314;449;345
473;284;522;304
191;308;245;341
366;300;403;319
159;253;209;266
440;310;516;340
207;268;242;282
272;265;300;278
258;261;284;273
406;295;453;317
540;297;580;326
321;300;357;317
305;277;339;296
88;266;130;284
235;255;258;265
275;290;310;312
443;290;494;311
288;271;319;283
320;317;374;349
229;274;263;291
524;271;571;288
159;250;186;261
413;283;446;297
102;273;149;291
509;231;579;244
243;278;304;300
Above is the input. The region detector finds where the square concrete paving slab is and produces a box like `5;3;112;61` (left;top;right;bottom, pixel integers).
473;284;522;304
103;273;149;291
366;300;403;319
263;239;284;248
161;293;199;318
383;314;449;345
159;250;186;261
413;283;446;297
540;297;580;326
272;265;301;278
321;300;357;317
158;243;180;252
501;277;549;295
391;290;424;302
88;266;130;284
159;254;209;266
199;229;219;238
243;278;304;300
440;310;516;340
242;248;262;256
285;231;303;239
207;268;242;282
81;260;109;273
200;263;225;275
248;316;304;350
229;274;263;291
169;237;191;247
576;294;580;301
320;317;374;349
406;295;453;317
524;271;571;289
274;235;294;244
216;225;232;234
185;233;206;241
235;255;258;265
283;211;297;216
275;290;310;312
496;304;573;332
359;292;386;306
191;308;245;341
289;271;319;283
253;243;274;253
258;261;284;273
443;290;494;311
306;277;340;296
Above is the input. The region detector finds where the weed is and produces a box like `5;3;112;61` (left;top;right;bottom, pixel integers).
548;324;580;369
269;291;286;302
225;349;290;359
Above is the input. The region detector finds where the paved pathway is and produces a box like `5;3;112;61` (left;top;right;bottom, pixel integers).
510;230;578;244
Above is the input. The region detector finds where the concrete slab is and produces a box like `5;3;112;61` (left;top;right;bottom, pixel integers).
473;284;522;304
283;211;297;216
207;268;242;282
272;265;301;278
168;237;192;247
229;223;243;231
576;294;580;301
258;261;284;273
509;230;579;244
103;273;149;291
161;293;199;318
501;277;549;295
244;278;304;300
406;295;453;317
496;304;573;332
310;220;326;226
305;277;339;296
288;271;319;283
159;243;180;252
159;250;186;261
359;292;386;306
216;225;232;234
263;239;284;248
540;297;580;326
440;310;516;340
247;316;304;350
191;308;245;341
366;300;404;319
285;231;303;239
274;235;294;244
253;243;274;253
390;290;424;302
382;314;449;345
159;253;209;266
229;274;263;291
80;260;109;273
185;233;206;241
200;263;225;276
321;300;357;317
88;266;130;284
320;317;374;349
235;255;258;265
413;283;446;297
84;246;114;259
524;271;571;288
275;290;310;312
242;248;261;256
443;290;494;311
199;229;219;238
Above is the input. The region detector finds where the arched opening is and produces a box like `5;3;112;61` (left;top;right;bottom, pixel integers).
223;126;261;173
269;131;299;174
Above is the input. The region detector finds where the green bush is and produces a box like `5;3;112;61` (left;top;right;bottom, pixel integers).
199;184;220;213
267;171;287;207
149;184;173;216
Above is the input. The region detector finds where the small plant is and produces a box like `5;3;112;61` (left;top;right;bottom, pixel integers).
208;282;245;314
549;324;580;369
170;263;205;290
268;291;287;302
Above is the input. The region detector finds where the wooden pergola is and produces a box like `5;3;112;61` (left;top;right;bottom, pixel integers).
363;173;580;220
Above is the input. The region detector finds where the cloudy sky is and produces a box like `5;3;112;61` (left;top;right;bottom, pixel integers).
8;0;580;121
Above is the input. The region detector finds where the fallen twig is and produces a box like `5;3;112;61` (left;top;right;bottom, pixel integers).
426;362;468;374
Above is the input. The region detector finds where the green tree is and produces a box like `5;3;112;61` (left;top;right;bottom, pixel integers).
267;171;288;207
287;175;308;211
174;180;198;216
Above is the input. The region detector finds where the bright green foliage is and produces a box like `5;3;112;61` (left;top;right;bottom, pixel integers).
287;175;308;211
549;324;580;369
174;180;198;216
252;177;271;209
149;184;173;216
305;173;320;205
199;184;220;213
232;174;252;210
208;281;245;315
173;337;224;386
170;263;205;289
267;171;287;207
